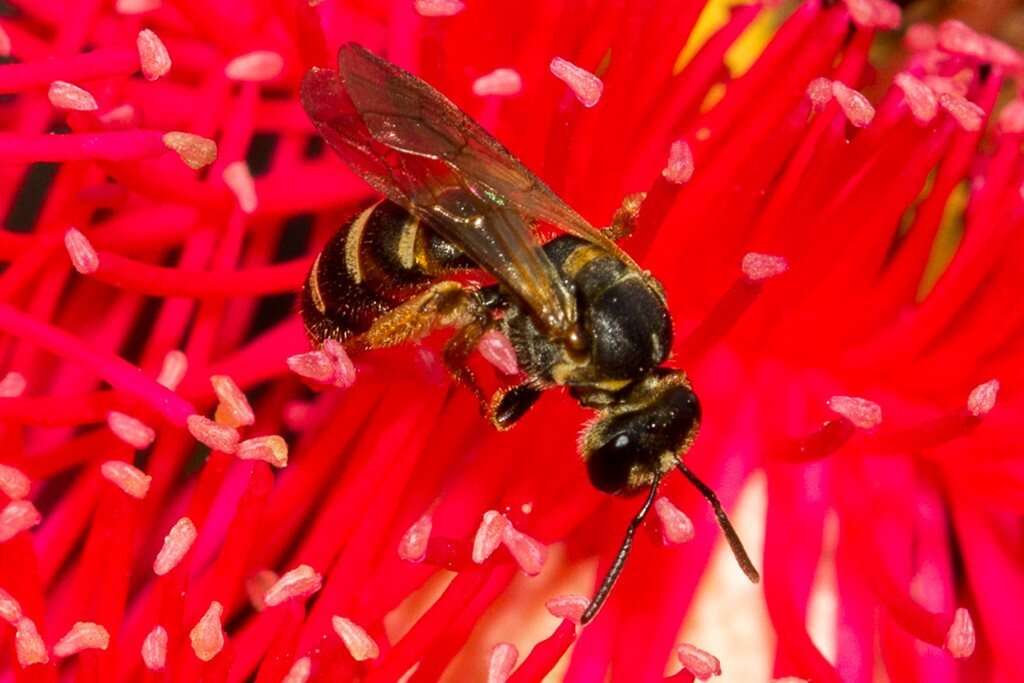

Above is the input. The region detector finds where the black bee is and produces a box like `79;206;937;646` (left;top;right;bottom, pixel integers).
300;43;759;623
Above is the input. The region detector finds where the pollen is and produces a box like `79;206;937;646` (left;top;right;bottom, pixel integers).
945;607;976;658
805;77;833;109
153;516;198;575
843;0;900;30
654;497;696;544
0;24;10;57
966;379;999;417
283;657;312;683
48;81;98;111
211;374;255;427
414;0;465;17
222;161;258;214
544;594;590;624
107;411;157;449
162;132;218;170
141;625;168;670
0;500;41;542
478;330;520;375
246;570;279;611
190;601;225;662
827;395;882;429
54;622;111;657
323;340;357;388
998;100;1024;134
0;371;26;397
488;642;518;683
472;510;510;564
831;81;875;128
157;350;188;390
894;73;938;124
101;460;153;499
0;587;23;624
263;564;323;607
116;0;160;14
137;29;171;81
501;524;547;576
225;51;284;81
0;463;31;500
332;615;380;661
237;435;289;468
473;69;523;97
904;24;938;52
15;618;49;667
939;93;984;132
676;642;722;680
186;414;240;453
64;227;99;274
398;512;433;563
937;20;988;61
549;57;603;108
662;140;694;185
741;252;788;281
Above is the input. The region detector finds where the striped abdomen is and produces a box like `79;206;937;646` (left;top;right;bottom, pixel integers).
302;200;472;344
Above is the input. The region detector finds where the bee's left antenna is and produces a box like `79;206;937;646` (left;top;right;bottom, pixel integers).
580;472;662;624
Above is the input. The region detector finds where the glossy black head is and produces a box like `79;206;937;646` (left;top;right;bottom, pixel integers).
582;371;701;495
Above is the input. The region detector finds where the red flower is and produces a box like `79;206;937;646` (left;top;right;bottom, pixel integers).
0;1;1021;681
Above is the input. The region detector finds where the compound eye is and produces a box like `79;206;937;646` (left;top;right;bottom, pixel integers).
586;432;637;494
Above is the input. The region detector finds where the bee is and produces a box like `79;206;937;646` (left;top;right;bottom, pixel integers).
300;43;759;623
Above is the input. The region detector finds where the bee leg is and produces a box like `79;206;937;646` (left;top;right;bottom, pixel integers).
441;319;492;413
604;191;647;240
489;383;543;430
357;281;482;351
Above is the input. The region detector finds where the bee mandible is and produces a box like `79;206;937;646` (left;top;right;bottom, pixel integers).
300;43;759;623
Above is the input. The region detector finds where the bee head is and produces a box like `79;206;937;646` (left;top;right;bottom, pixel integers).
581;371;700;495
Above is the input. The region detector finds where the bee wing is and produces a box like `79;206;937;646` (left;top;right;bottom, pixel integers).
301;46;584;335
333;43;637;267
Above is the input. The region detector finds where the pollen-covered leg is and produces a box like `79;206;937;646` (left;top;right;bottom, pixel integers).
356;281;481;351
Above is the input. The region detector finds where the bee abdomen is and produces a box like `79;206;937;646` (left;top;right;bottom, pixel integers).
301;200;472;344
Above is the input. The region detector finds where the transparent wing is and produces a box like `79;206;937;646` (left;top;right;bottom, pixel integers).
334;43;636;267
301;48;592;336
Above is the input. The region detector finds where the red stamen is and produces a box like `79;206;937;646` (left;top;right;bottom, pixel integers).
106;410;157;449
153;516;198;575
662;140;695;185
0;586;23;623
478;330;520;376
826;396;882;430
141;625;168;670
544;594;589;624
15;617;49;667
966;379;999;417
831;82;875;128
225;51;284;82
157;349;188;390
211;374;255;427
488;642;518;683
894;73;938;124
806;78;833;109
54;621;110;657
283;657;312;683
100;460;152;499
64;227;99;274
550;57;603;108
414;0;465;17
162;132;218;170
944;607;975;658
0;463;31;500
398;512;433;563
0;370;26;397
223;161;258;213
237;435;289;468
472;510;510;564
190;601;226;662
654;497;696;544
332;615;379;661
264;564;323;607
473;69;523;97
676;643;722;680
186;414;240;453
501;524;547;576
137;29;171;81
48;80;98;110
939;93;984;131
0;500;41;542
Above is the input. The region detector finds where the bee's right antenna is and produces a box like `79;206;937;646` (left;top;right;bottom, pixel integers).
676;460;760;583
